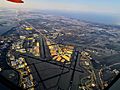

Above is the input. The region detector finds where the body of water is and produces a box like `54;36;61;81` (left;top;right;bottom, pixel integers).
40;10;120;25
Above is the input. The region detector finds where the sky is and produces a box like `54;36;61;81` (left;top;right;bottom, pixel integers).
0;0;120;25
0;0;120;14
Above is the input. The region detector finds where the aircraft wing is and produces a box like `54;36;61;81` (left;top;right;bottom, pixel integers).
7;0;24;3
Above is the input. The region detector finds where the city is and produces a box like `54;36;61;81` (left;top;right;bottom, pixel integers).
0;8;120;90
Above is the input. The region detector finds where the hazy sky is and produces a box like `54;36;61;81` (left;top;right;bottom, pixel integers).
0;0;120;14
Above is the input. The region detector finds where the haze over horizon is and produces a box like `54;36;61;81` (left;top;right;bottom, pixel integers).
0;0;120;25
